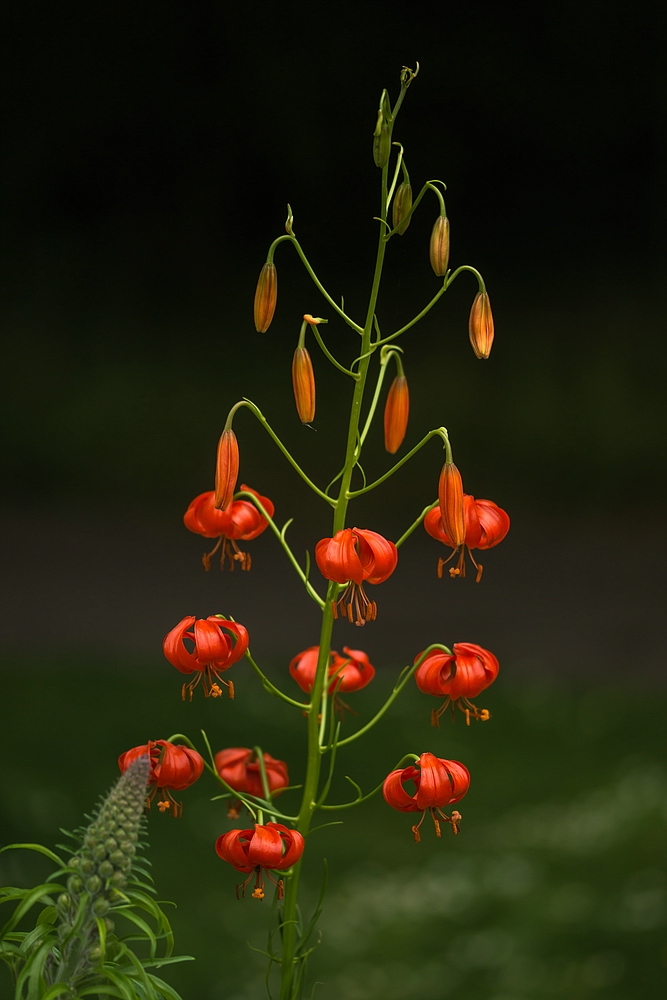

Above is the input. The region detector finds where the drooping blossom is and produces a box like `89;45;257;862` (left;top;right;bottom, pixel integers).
425;494;510;581
383;752;470;842
214;747;289;817
414;643;499;726
289;645;375;697
316;527;398;625
163;614;249;700
118;740;204;817
216;822;304;900
184;486;274;571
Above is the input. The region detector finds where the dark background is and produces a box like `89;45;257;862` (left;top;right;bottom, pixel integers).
1;3;666;999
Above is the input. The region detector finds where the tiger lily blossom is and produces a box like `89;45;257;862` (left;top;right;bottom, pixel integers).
163;614;249;700
215;822;304;900
424;494;510;581
214;747;289;817
184;485;274;571
415;643;499;726
383;752;470;842
118;740;204;817
315;527;398;625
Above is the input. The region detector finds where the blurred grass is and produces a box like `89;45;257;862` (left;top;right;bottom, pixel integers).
1;659;666;999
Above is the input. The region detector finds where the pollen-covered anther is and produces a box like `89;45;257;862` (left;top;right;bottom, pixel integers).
210;683;223;698
157;799;171;813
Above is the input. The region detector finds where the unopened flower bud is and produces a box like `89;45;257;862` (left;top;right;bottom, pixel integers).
92;898;110;916
254;262;277;333
214;428;239;511
292;347;316;424
392;182;413;235
438;462;465;548
384;375;409;453
373;123;390;168
429;215;450;277
468;291;494;359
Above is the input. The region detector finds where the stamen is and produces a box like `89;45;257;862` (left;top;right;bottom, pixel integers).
210;683;223;698
331;601;338;619
347;602;354;624
411;810;426;842
468;548;483;582
430;809;442;837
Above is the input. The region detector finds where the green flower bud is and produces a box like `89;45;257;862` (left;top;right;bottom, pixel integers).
119;841;136;856
80;858;96;875
110;872;127;890
89;946;102;962
392;182;413;235
92;898;110;916
85;875;102;894
98;861;114;878
373;124;390;168
67;875;83;894
109;850;128;868
104;837;118;852
104;918;115;934
57;893;72;912
93;844;107;861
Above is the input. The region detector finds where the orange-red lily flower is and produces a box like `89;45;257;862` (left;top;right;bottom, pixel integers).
214;747;289;817
415;643;499;726
118;740;204;817
289;645;375;695
383;751;470;842
424;494;510;581
184;486;274;571
216;822;304;900
163;614;249;700
316;527;398;625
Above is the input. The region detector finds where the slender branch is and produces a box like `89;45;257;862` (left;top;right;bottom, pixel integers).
445;263;486;291
308;321;360;379
381;176;445;241
320;644;451;752
197;729;258;820
385;143;404;211
347;427;448;498
374;281;449;347
395;499;439;549
244;648;311;710
319;754;419;811
286;235;363;333
357;346;404;449
254;746;278;823
236;490;326;608
231;399;335;505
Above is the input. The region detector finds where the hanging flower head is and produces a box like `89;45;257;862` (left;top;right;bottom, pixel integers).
118;740;204;817
425;494;510;581
184;485;274;571
216;822;304;900
316;527;398;625
383;752;470;842
415;643;499;726
163;614;249;700
289;645;374;718
214;747;289;817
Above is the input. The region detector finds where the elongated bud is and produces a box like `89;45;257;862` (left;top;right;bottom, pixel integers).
254;262;277;333
392;182;413;235
215;428;239;510
384;375;409;453
438;462;465;547
373;113;391;167
292;347;316;424
429;215;450;277
468;291;494;359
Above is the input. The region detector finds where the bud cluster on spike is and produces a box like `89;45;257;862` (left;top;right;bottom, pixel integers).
215;428;239;511
254;262;277;332
469;290;494;359
429;215;450;276
59;755;150;924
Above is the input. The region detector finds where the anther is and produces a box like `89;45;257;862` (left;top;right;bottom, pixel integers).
411;824;421;843
227;680;235;700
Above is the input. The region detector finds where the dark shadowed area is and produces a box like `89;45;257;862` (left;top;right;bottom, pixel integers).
1;3;666;998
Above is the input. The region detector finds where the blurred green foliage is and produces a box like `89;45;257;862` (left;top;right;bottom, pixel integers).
1;660;665;999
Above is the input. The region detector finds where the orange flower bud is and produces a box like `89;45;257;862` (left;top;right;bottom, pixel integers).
384;375;409;453
292;346;316;424
429;215;450;277
254;262;277;333
392;182;413;235
438;462;465;548
468;291;494;359
215;429;239;511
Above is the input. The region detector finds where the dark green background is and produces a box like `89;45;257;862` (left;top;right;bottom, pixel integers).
1;3;666;999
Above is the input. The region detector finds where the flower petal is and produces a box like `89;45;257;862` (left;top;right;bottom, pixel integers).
382;767;421;812
474;499;510;550
163;616;199;674
247;823;284;868
353;528;398;584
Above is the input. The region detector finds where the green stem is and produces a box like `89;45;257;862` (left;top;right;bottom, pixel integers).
229;400;335;505
236;490;325;608
320;754;419;810
321;644;451;752
357;346;403;448
446;264;486;292
244;649;311;710
308;321;360;378
374;281;449;347
395;499;439;549
347;427;448;498
285;236;363;333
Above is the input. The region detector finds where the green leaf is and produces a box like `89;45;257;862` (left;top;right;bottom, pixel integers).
0;883;64;939
0;844;65;867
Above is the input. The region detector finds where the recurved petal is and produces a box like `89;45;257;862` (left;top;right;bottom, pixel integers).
474;499;510;549
414;651;455;696
194;619;233;665
235;485;274;540
289;646;320;693
414;752;455;810
184;492;227;538
438;759;471;803
163;616;199;674
157;744;204;790
354;528;398;584
382;767;421;812
247;823;284;868
463;495;483;549
452;643;499;690
424;507;452;546
216;829;255;872
204;618;250;666
316;530;365;585
273;825;305;869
